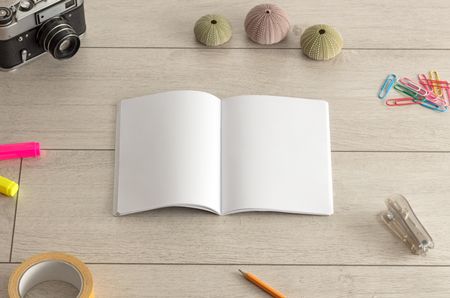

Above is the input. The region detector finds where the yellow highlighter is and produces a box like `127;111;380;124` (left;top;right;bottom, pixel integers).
0;175;19;197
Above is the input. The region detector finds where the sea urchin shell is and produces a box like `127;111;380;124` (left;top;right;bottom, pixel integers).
244;3;290;45
300;24;343;60
194;14;232;47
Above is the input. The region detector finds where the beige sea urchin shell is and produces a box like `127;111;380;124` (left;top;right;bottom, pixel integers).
244;3;290;45
194;14;232;47
300;24;343;60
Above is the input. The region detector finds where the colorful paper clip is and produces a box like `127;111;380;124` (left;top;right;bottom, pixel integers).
381;194;434;255
378;73;397;100
380;72;448;113
394;83;447;112
419;73;450;106
429;70;444;97
393;82;421;99
447;88;450;106
418;77;450;90
420;101;448;112
385;97;419;106
398;77;428;97
418;74;433;92
424;92;447;108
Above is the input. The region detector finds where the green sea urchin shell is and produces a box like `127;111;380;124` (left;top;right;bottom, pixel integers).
300;24;343;60
194;14;232;46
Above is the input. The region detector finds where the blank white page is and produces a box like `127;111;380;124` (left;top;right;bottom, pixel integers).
114;91;221;215
221;95;333;215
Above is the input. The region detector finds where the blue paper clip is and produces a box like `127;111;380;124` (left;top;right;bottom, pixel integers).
378;74;397;100
420;100;448;112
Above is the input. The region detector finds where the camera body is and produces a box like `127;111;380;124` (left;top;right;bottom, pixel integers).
0;0;86;70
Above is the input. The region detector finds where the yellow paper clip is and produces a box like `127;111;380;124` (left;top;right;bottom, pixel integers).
429;70;443;97
380;194;434;255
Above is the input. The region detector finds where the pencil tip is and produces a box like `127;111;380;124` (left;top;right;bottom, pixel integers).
238;269;244;275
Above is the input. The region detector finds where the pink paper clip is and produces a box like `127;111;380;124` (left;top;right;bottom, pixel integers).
0;142;41;161
437;81;449;89
418;74;448;107
425;92;447;107
398;77;428;97
386;97;420;106
418;74;433;92
418;78;450;90
446;88;450;106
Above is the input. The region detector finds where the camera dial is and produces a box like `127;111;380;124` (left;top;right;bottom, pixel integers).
0;7;13;25
18;0;33;11
36;17;81;60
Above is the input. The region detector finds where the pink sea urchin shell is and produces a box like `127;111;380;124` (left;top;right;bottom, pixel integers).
244;3;290;45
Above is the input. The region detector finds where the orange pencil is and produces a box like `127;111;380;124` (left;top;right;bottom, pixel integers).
238;269;286;298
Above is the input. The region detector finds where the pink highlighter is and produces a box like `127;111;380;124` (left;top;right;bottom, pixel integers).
0;142;41;161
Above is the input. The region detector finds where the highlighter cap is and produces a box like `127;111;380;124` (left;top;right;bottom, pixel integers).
0;176;19;197
0;142;41;161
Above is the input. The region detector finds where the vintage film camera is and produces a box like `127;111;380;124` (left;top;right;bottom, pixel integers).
0;0;86;70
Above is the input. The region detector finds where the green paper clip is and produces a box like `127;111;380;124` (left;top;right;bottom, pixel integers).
394;83;447;112
393;83;422;100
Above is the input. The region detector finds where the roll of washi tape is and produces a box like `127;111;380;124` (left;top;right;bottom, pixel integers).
8;252;94;298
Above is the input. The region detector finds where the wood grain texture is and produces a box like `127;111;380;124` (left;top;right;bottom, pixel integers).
0;159;21;262
1;0;450;295
11;151;450;265
1;49;450;151
83;0;450;49
2;264;450;297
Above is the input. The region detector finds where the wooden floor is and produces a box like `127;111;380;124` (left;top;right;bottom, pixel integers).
1;0;450;297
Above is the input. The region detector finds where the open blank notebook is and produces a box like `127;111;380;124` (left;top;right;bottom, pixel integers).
114;90;333;216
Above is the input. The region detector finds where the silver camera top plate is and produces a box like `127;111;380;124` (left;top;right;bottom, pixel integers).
0;0;20;7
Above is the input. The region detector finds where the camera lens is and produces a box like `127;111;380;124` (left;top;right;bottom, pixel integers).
59;39;73;51
36;17;81;60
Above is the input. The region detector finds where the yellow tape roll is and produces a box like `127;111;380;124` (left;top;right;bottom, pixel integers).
8;252;94;298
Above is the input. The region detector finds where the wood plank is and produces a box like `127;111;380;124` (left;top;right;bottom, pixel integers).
1;263;450;297
1;49;450;151
0;159;21;262
11;151;450;264
83;0;450;49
